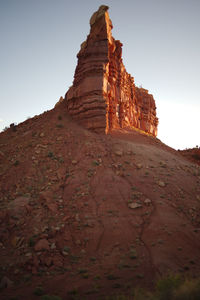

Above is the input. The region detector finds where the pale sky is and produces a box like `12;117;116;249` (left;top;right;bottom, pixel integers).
1;0;199;149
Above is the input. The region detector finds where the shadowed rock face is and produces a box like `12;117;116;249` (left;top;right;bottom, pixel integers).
65;5;158;135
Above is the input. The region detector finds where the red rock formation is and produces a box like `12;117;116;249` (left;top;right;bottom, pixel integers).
65;5;158;136
135;87;158;136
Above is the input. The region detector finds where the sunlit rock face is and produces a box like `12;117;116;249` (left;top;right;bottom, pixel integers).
65;5;158;135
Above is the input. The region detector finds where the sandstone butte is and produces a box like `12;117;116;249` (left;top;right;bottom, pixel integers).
63;5;159;136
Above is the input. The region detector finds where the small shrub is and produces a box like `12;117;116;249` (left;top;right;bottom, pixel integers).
78;269;87;274
112;283;122;289
137;274;144;279
155;274;182;300
33;286;45;296
13;160;19;166
90;257;96;262
23;274;32;282
56;123;64;128
173;278;200;300
47;151;54;158
92;160;100;166
63;246;70;253
10;123;17;132
105;296;129;300
102;275;200;300
68;288;78;295
29;236;36;247
59;157;64;163
106;274;120;280
87;168;94;177
94;275;101;280
3;126;9;132
41;296;62;300
133;287;151;300
130;248;137;259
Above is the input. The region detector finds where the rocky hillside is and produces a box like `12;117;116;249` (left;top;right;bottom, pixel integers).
0;101;200;299
0;5;199;300
179;147;200;166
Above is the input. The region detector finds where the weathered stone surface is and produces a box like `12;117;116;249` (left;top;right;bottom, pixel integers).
65;6;158;135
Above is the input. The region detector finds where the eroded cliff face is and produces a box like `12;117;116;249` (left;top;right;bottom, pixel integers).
65;5;158;135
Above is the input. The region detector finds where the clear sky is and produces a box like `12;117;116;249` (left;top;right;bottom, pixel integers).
1;0;199;149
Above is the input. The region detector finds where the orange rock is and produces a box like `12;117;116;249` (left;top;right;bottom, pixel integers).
64;6;158;136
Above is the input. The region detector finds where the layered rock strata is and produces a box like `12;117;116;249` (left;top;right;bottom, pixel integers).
65;5;158;135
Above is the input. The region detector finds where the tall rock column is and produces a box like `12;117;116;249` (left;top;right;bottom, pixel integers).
64;5;158;136
65;5;111;133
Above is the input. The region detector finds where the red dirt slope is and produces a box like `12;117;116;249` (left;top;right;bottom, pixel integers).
0;102;200;299
179;147;200;166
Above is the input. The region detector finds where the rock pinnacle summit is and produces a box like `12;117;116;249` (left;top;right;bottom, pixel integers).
64;5;158;135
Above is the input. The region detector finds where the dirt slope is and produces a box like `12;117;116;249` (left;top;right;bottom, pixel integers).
0;102;200;299
179;147;200;166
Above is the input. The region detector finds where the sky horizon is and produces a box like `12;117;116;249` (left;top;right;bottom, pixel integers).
1;0;199;150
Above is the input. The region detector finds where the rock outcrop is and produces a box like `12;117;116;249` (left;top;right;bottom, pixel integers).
65;5;158;136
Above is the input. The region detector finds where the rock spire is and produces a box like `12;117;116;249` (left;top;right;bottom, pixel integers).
64;5;158;136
